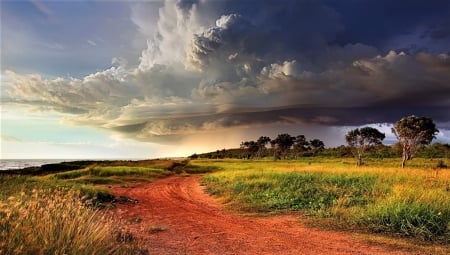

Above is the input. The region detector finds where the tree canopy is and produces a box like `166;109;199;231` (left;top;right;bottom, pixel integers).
346;127;385;166
256;136;271;159
392;115;439;167
271;133;296;160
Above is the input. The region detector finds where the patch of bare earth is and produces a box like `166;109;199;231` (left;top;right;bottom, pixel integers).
111;176;434;254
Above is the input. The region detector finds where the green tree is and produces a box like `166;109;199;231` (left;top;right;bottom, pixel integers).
240;141;259;159
309;139;325;155
271;133;295;160
445;144;450;159
256;136;271;159
392;115;439;168
345;127;385;166
293;135;309;158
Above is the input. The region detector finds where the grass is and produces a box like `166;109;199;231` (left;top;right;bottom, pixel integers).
198;158;450;243
0;189;144;255
202;171;381;213
358;184;450;241
52;165;173;186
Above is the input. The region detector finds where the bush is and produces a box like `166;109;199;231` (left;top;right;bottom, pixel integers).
436;160;447;169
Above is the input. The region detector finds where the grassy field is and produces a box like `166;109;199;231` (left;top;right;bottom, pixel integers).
1;157;449;253
198;158;450;243
0;159;213;254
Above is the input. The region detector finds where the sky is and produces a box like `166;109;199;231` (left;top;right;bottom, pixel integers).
1;0;450;159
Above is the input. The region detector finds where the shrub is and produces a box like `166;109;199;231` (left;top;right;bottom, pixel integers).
436;160;447;169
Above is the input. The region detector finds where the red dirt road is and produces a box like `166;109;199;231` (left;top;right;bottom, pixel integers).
111;176;419;255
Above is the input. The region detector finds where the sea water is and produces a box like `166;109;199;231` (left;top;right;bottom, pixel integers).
0;158;148;170
0;159;69;170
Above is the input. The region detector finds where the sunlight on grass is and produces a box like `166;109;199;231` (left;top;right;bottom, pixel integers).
0;189;144;254
52;165;172;184
198;159;450;242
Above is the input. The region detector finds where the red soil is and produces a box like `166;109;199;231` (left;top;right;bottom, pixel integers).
111;176;420;254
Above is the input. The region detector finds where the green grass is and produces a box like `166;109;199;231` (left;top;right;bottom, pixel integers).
198;158;450;243
202;171;382;213
358;184;450;241
52;165;173;186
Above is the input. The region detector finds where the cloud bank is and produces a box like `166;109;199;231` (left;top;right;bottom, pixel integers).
4;0;450;145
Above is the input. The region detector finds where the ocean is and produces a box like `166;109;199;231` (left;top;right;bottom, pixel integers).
0;158;150;171
0;159;72;171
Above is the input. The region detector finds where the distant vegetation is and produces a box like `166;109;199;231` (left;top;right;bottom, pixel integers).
191;142;449;166
191;115;446;168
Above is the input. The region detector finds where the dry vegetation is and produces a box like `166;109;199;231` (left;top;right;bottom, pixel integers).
0;189;144;255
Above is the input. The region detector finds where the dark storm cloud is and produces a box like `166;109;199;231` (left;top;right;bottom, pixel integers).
176;0;198;13
187;0;343;73
4;0;450;144
327;0;450;52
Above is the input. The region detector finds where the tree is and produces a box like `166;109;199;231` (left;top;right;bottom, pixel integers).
240;141;259;159
392;115;439;168
256;136;271;159
271;133;295;160
309;139;325;155
345;127;385;166
444;144;450;159
293;135;309;158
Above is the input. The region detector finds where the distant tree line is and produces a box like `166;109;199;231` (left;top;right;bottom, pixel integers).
238;134;325;161
189;115;446;168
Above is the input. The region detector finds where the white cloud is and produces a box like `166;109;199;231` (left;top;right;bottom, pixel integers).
138;0;205;70
260;60;303;78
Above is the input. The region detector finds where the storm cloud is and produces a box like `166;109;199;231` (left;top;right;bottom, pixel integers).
4;0;450;145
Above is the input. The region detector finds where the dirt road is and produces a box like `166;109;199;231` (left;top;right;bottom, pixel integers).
111;176;417;254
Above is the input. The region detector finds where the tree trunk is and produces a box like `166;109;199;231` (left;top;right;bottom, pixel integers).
401;145;408;168
357;154;362;166
401;154;407;168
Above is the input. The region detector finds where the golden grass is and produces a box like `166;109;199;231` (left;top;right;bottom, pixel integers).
0;189;144;255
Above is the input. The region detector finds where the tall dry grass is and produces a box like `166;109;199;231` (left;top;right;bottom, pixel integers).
0;189;143;255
